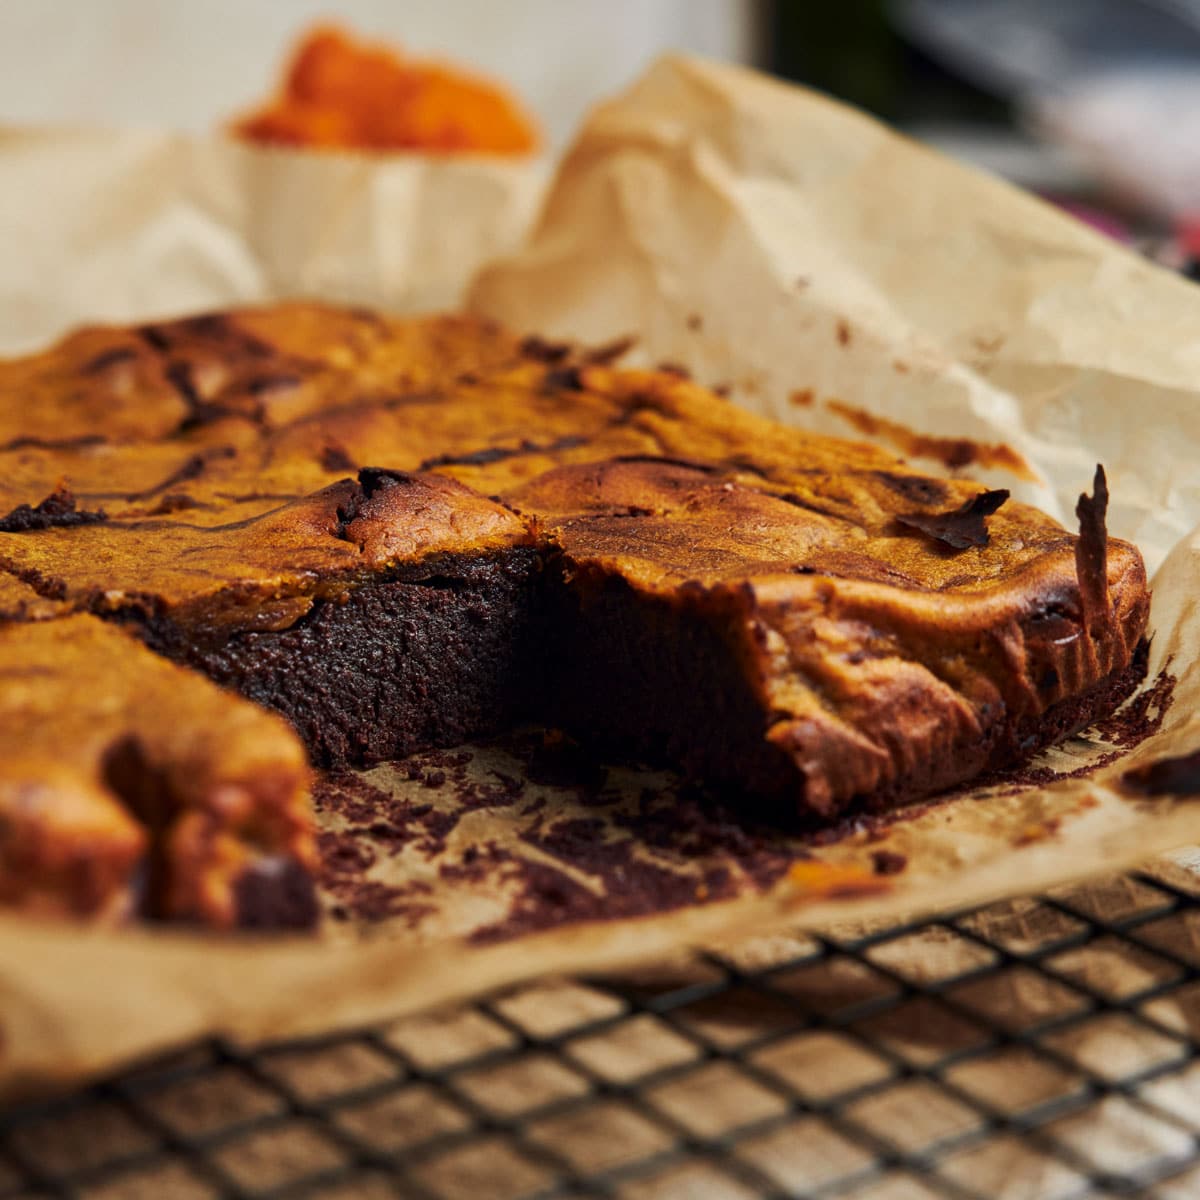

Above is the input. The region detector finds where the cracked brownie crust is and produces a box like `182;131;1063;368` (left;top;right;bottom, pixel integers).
0;303;1151;926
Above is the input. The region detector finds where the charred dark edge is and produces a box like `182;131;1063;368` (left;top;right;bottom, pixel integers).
894;488;1010;551
1076;464;1111;633
0;488;108;533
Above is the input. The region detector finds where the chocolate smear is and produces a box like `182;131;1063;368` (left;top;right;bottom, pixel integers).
0;487;107;532
1122;750;1200;797
896;488;1009;550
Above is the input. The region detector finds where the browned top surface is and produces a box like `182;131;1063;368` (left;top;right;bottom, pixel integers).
0;302;1141;630
0;304;524;447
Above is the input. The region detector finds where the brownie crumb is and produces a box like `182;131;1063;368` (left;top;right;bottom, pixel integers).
234;858;320;930
871;849;908;875
0;487;107;532
317;831;376;878
1093;659;1175;749
519;731;608;791
896;488;1009;550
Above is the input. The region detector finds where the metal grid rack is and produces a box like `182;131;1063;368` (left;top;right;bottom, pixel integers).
6;866;1200;1199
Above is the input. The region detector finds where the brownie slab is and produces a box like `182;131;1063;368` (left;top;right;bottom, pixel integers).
508;456;1148;814
0;303;1153;925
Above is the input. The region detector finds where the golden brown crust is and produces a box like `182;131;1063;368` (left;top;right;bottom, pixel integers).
0;304;525;449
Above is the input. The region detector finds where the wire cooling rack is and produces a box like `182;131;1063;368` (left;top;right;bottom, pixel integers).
6;864;1200;1199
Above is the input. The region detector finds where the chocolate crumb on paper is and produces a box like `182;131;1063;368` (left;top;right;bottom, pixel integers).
308;693;1184;942
308;735;816;937
1122;750;1200;797
871;849;908;876
1093;660;1175;749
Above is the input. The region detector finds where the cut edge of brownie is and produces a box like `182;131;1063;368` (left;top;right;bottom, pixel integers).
131;546;546;769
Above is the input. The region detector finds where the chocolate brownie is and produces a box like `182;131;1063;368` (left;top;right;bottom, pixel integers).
0;303;1151;924
0;606;314;926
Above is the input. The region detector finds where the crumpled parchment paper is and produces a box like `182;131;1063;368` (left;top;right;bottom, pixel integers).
3;56;1200;1096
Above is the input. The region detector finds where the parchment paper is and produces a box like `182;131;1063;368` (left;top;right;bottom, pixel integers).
4;56;1200;1095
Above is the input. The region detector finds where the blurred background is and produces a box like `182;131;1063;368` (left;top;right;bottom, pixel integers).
0;0;1197;263
0;0;755;149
